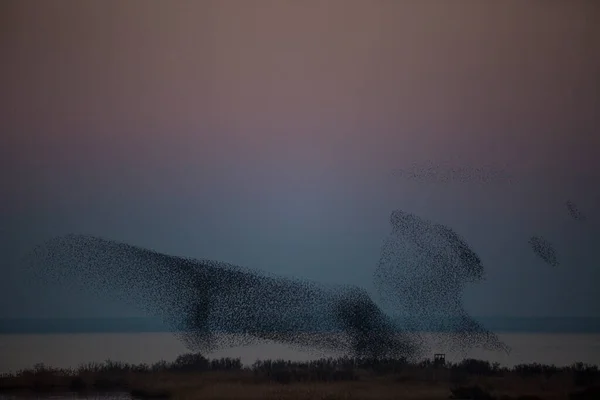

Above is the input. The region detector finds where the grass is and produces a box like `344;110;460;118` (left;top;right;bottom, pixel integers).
1;354;599;399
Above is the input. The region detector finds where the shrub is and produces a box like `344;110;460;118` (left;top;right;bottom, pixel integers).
449;385;495;399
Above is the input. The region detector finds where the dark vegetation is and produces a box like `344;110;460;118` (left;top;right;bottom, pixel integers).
1;354;599;399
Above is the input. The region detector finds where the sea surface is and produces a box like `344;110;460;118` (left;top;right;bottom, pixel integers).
3;317;600;335
1;331;599;374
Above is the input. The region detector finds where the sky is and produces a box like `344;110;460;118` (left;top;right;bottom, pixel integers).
1;0;599;319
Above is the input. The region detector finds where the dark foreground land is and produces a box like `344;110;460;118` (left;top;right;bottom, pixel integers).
1;354;599;400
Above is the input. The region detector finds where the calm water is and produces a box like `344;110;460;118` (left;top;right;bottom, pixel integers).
1;332;599;374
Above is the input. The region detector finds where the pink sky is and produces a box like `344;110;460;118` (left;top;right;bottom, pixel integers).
1;1;599;317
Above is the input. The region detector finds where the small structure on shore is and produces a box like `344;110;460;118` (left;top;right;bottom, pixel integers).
434;353;446;367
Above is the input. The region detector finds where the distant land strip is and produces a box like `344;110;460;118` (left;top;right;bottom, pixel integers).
1;317;600;334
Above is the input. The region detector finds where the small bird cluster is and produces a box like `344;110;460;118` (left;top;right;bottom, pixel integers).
566;200;586;222
527;200;593;268
374;210;510;355
391;161;513;185
528;236;560;267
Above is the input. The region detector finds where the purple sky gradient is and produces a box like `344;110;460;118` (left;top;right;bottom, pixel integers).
1;0;599;318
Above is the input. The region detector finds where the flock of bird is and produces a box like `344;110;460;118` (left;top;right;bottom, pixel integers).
392;161;589;268
24;163;589;361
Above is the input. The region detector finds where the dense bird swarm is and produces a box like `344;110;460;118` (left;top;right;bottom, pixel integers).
528;236;560;267
374;210;510;355
26;234;420;360
26;210;510;360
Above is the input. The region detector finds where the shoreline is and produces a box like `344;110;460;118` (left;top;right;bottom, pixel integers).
3;332;600;375
1;353;599;400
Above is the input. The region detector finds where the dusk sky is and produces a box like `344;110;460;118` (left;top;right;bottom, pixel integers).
1;1;599;319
